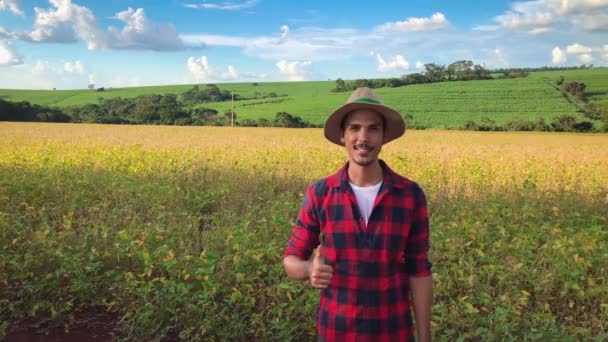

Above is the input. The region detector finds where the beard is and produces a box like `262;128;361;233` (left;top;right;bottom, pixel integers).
350;143;380;167
352;157;376;167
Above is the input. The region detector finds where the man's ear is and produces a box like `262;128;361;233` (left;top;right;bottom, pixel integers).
340;136;345;144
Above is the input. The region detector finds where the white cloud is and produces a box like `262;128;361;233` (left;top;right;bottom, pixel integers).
31;59;48;74
544;0;608;15
239;71;267;79
566;43;592;54
0;0;22;15
472;25;501;31
181;34;247;47
187;55;212;81
552;46;567;64
12;1;184;51
110;75;141;88
22;58;92;89
570;12;608;32
226;65;239;79
0;26;13;39
88;73;95;85
183;0;258;11
377;12;450;32
181;27;377;62
276;60;312;81
14;0;96;44
0;39;23;66
495;1;555;34
578;53;593;63
494;48;509;66
64;60;84;73
187;56;250;82
493;0;608;33
415;61;424;69
103;7;184;51
370;51;409;72
277;25;289;44
528;27;552;34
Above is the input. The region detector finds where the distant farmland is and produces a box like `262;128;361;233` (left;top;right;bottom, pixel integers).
1;68;607;128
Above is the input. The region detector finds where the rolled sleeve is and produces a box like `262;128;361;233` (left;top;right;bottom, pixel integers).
284;185;320;260
404;183;432;277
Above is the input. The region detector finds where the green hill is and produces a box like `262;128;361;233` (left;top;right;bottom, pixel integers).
1;68;607;128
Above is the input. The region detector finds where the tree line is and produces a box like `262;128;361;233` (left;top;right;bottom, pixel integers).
331;61;596;93
333;60;494;92
0;94;317;128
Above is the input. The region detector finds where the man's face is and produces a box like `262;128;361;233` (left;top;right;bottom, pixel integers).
340;109;386;167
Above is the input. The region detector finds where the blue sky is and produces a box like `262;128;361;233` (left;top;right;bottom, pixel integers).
0;0;607;89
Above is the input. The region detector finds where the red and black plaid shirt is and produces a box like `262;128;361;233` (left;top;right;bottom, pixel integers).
285;160;432;341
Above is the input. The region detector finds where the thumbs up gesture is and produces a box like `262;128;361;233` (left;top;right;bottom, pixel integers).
309;246;333;289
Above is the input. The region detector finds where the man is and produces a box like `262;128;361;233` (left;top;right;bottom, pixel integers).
283;87;433;341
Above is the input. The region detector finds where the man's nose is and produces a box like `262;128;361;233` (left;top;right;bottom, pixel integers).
358;128;369;142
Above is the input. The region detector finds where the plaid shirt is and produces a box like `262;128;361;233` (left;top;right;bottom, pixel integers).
285;160;432;342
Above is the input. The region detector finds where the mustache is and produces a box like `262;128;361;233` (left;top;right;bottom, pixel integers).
354;143;373;149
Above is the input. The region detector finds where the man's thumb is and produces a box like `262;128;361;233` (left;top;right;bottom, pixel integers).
315;246;323;260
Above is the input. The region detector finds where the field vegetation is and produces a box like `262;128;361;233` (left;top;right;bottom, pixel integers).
1;123;607;340
1;68;607;129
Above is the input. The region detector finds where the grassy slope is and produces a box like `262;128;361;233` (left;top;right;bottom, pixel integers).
1;69;607;128
530;69;608;104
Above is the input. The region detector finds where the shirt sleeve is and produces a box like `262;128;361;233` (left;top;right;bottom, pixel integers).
284;184;321;260
404;182;432;277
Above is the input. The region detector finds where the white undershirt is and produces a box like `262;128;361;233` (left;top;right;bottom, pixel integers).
349;181;382;224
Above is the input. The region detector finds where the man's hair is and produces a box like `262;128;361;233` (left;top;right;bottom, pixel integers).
340;110;387;131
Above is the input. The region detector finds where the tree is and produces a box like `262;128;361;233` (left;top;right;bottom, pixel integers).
551;115;578;132
584;102;608;121
561;81;586;96
424;63;446;83
352;79;373;89
479;117;498;131
463;120;477;131
473;65;491;80
191;107;219;123
273;112;311;128
333;78;347;92
447;60;474;81
534;117;549;131
156;94;180;124
402;73;427;85
132;94;163;124
224;109;236;126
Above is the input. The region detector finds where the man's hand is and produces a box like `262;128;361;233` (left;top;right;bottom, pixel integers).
308;246;333;289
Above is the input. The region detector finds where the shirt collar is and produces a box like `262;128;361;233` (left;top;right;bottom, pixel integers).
327;159;405;190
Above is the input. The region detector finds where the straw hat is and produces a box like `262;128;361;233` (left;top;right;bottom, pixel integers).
324;87;405;146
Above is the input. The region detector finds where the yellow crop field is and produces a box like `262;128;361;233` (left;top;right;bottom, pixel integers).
1;122;607;340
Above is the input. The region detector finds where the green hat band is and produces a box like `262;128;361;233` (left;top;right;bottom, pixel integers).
353;98;381;105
